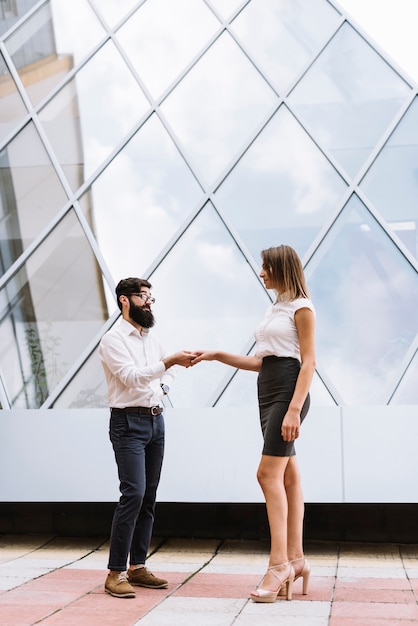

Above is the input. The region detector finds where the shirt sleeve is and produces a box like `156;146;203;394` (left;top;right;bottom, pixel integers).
292;298;315;317
99;332;165;390
159;341;178;388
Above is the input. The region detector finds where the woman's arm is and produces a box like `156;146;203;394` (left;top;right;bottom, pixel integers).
282;307;316;441
191;351;262;372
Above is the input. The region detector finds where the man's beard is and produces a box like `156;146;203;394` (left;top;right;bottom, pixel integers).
128;300;155;328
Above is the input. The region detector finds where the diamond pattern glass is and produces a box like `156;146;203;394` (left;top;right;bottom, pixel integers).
207;0;246;21
161;31;278;185
0;122;68;273
0;0;417;410
79;113;204;279
52;345;109;409
0;209;109;408
38;40;150;189
0;0;39;37
231;0;341;94
91;0;141;28
117;0;220;99
306;194;418;404
0;51;28;144
5;0;106;107
149;201;270;407
360;96;418;259
215;105;348;259
288;23;412;178
390;350;418;405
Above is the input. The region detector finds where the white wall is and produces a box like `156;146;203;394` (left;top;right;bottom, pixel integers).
0;406;417;503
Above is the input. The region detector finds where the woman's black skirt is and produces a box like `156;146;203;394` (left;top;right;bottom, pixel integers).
257;355;310;457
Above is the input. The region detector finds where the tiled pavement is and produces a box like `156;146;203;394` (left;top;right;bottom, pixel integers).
0;535;418;625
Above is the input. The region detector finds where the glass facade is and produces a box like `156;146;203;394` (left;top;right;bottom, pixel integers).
0;0;417;415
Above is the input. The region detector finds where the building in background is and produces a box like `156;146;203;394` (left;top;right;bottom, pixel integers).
0;0;417;506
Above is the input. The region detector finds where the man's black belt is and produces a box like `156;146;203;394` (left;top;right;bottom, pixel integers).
113;406;163;416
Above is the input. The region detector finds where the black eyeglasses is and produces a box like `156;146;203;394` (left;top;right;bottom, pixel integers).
130;292;155;304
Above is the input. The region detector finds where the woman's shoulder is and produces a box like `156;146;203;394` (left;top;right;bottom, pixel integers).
288;297;315;315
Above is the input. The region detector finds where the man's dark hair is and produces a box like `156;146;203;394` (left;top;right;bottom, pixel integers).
115;277;152;311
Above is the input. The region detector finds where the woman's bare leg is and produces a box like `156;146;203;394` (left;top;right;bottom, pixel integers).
284;456;305;562
256;454;290;590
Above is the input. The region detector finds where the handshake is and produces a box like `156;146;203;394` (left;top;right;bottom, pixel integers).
163;350;214;370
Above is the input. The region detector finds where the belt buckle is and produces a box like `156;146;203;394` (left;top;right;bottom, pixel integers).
150;406;159;416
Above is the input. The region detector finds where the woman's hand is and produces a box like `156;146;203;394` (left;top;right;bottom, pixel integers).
281;407;301;441
190;351;216;365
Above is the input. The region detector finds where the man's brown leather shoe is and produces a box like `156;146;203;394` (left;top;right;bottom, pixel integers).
128;566;168;589
105;572;136;598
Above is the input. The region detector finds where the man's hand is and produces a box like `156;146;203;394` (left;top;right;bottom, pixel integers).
190;351;216;365
163;351;198;369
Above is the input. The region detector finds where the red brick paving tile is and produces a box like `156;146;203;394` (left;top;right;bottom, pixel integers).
0;589;80;607
0;571;184;626
335;577;410;591
58;569;103;580
0;603;58;625
328;617;417;626
16;569;103;594
331;600;418;621
334;586;415;603
37;592;164;626
293;575;335;601
173;573;259;598
45;569;103;581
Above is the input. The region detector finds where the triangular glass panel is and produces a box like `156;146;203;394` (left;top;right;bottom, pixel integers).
305;194;418;404
215;366;259;408
4;0;106;107
309;370;339;406
389;349;418;405
360;96;418;259
0;209;110;408
53;344;109;409
0;122;68;274
0;0;39;37
161;31;277;186
149;201;271;407
231;0;341;95
38;40;150;190
0;51;28;145
79;113;204;281
92;0;141;28
215;105;348;261
206;0;246;21
117;0;220;100
288;23;412;178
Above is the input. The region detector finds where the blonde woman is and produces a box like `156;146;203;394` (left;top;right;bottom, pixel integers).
192;245;315;602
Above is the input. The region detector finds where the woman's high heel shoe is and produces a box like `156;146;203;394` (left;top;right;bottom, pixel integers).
250;561;295;603
279;557;310;596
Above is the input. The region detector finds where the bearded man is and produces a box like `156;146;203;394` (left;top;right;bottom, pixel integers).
98;277;195;598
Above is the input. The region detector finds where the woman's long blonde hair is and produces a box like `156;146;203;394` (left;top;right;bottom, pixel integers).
261;245;309;300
